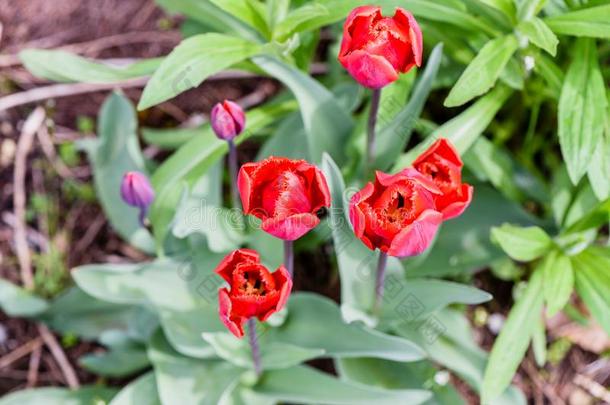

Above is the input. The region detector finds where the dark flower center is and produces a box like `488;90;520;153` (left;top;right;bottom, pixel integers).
373;183;419;228
417;156;457;192
233;264;275;296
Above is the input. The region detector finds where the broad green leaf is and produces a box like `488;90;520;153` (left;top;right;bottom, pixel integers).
157;307;223;358
155;0;261;41
374;44;443;171
394;309;527;405
533;53;564;98
445;35;518;107
558;38;607;184
148;330;243;405
138;34;262;109
209;0;270;38
251;365;432;405
381;278;492;324
545;4;610;38
465;137;524;202
148;181;185;253
477;0;517;21
531;317;547;367
110;372;161;405
80;344;150;378
407;185;540;277
273;2;329;40
516;0;547;21
563;191;609;233
72;259;207;310
518;17;558;56
20;49;159;83
541;250;573;316
393;85;512;171
267;293;425;362
588;135;610;201
256;113;309;161
202;332;325;370
462;0;514;29
43;287;157;341
336;358;465;405
253;56;353;164
77;92;155;253
491;224;552;261
499;56;524;90
0;279;48;317
572;248;610;335
172;189;245;252
482;270;544;403
142;126;200;150
0;387;117;405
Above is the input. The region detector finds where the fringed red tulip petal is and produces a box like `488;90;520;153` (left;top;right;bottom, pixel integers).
349;168;441;257
339;6;423;88
413;138;473;220
214;249;292;338
238;157;331;241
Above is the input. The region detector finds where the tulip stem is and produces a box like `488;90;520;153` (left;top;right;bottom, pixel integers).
247;318;262;376
227;139;240;210
366;88;382;177
374;251;388;315
284;240;294;279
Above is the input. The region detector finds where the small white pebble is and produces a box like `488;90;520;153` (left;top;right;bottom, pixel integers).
488;313;506;335
434;370;450;386
524;56;536;72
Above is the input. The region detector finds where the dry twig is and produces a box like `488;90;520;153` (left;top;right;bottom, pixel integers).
0;338;43;369
37;324;79;389
26;346;42;388
0;78;148;112
573;374;610;403
13;107;46;289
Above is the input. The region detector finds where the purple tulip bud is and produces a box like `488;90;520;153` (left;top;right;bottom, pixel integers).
210;100;245;141
121;171;155;224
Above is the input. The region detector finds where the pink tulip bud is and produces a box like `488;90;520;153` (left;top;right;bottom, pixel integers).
120;171;155;224
211;100;245;141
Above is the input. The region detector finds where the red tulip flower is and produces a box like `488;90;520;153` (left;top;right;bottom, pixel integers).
238;157;331;241
215;249;292;338
413;138;473;220
338;6;423;89
349;169;442;258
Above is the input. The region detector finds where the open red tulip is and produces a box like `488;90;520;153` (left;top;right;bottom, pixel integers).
238;156;331;241
338;6;423;89
215;249;292;338
413;138;473;220
349;168;442;258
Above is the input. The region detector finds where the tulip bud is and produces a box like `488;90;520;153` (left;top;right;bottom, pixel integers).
210;100;245;141
120;171;155;224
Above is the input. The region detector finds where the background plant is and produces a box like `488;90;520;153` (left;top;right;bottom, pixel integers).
0;0;608;404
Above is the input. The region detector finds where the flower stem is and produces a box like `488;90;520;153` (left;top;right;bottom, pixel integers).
284;240;294;279
374;250;388;315
247;318;262;376
227;139;240;210
366;88;382;177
